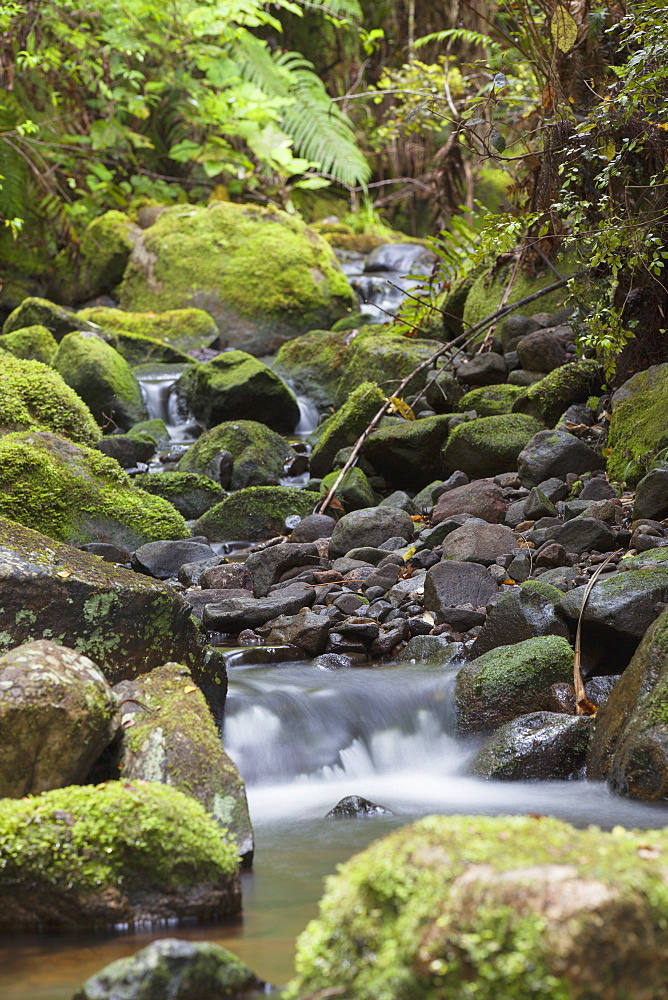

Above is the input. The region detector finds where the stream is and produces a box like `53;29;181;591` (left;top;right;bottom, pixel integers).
3;659;668;1000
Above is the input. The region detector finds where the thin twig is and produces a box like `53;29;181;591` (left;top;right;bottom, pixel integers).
574;549;622;714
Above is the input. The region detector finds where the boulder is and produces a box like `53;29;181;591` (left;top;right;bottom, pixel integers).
432;480;508;524
320;467;376;510
633;467;668;520
55;210;140;302
587;607;668;800
607;363;668;485
470;711;593;780
0;640;119;797
544;517;617;554
423;561;498;619
0;782;240;931
245;541;327;596
362;414;452;490
512;360;602;426
94;433;155;468
515;326;570;372
0;356;99;445
194;487;321;542
119;201;355;355
328;507;414;558
132;540;216;580
471;580;571;657
288;814;668;1000
77;305;220;354
0;431;188;548
309;383;386;477
116;663;253;861
325;795;392;818
73;938;263;1000
132;472;225;520
442;414;542;479
455;634;574;734
2;296;88;338
177;419;293;490
53;331;148;430
0;324;58;364
441;522;519;566
402;635;464;665
457;383;522;416
203;582;316;632
265;611;331;656
176;352;299;433
456;351;508;386
0;517;221;690
517;429;606;487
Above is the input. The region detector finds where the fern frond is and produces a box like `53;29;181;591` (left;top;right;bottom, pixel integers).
415;28;502;56
0;96;30;222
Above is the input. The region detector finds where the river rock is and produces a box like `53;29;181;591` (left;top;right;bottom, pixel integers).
95;433;155;468
288;814;668;1000
133;472;225;520
544;517;617;554
131;540;216;580
511;359;602;426
177;419;294;490
320;467;375;510
362;414;453;490
471;580;571;657
72;938;264;1000
516;327;569;372
0;640;119;797
203;582;316;632
3;295;87;338
456;352;508;386
0;782;240;931
0;323;59;364
194;487;321;542
432;480;508;524
587;607;668;799
325;795;393;818
328;507;414;559
457;384;522;417
441;522;519;566
633;467;668;520
245;541;327;596
0;355;99;446
442;414;542;480
518;429;605;488
265;611;332;656
455;634;574;734
77;305;220;354
176;352;300;434
290;513;337;542
309;382;386;478
0;518;222;691
116;663;253;862
470;711;593;780
606;362;668;485
199;563;254;592
423;561;498;620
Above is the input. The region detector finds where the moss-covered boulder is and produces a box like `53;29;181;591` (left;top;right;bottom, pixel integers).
471;580;571;657
177;419;293;490
0;516;224;691
607;363;668;485
2;296;88;339
194;487;321;542
587;607;668;800
458;383;523;416
73;938;263;1000
133;472;224;520
470;711;593;781
119;202;355;355
176;351;299;433
116;662;253;862
443;413;543;480
319;467;376;511
455;634;574;734
54;210;141;304
128;417;171;449
0;431;188;547
309;382;386;478
99;328;191;366
463;260;571;330
53;331;148;430
0;356;99;445
78;305;220;355
0;640;119;798
288;814;668;1000
0;324;58;364
511;359;602;427
0;781;240;931
362;414;453;490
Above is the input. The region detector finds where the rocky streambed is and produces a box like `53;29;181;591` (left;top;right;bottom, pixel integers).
1;202;668;999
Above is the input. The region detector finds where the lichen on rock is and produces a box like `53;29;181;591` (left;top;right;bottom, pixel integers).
0;356;99;445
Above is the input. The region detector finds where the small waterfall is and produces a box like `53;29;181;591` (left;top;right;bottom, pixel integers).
294;395;320;437
135;364;199;444
341;242;437;323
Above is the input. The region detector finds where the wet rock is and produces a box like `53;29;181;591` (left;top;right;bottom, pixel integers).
544;517;617;555
312;653;354;670
402;635;464;665
607;362;668;485
72;938;263;1000
511;359;602;426
95;434;155;468
437;606;486;631
325;795;393;818
0;641;119;797
265;611;331;656
369;622;409;657
131;540;216;580
587;607;668;799
177;419;293;490
79;541;131;564
443;414;542;480
499;313;542;347
505;551;532;582
548;681;577;714
290;513;337;542
518;429;606;488
203;582;315;632
379;490;416;513
580;477;617;500
194;486;321;542
457;352;508;386
470;712;593;780
424;561;498;621
244;541;327;597
441;522;519;566
328;507;414;559
0;782;240;932
471;580;571;657
320;466;375;510
633;467;668;521
200;563;254;591
432;480;508;525
116;663;253;862
134;472;226;520
336;619;381;643
455;634;574;734
362;414;453;490
183;589;252;620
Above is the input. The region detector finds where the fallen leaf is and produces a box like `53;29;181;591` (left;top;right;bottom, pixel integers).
56;570;72;578
184;685;197;694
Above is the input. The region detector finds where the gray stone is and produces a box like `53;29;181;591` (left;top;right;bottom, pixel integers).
424;561;498;619
312;653;354;670
457;352;508;386
328;507;414;559
470;712;593;780
432;480;508;525
203;582;315;632
265;611;331;655
558;567;668;647
524;488;557;520
290;513;337;542
580;477;617;500
245;541;326;597
441;522;519;566
131;540;216;580
437;606;486;631
95;434;155;468
402;635;464;664
517;430;606;488
499;313;542;348
633;467;668;521
199;563;254;591
325;795;392;818
516;327;569;373
545;518;617;554
471;581;571;658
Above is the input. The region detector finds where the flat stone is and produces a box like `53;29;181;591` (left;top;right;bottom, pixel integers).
441;522;519;566
131;540;216;580
545;518;617;554
203;582;315;632
199;563;254;591
245;541;326;596
424;561;498;619
432;480;508;525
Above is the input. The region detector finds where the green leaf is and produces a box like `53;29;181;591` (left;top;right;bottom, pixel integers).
551;5;578;53
489;128;506;153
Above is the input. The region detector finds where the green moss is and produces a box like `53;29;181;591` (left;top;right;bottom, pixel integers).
467;635;573;701
99;329;191;366
362;414;454;490
458;383;523;416
127;418;170;449
2;296;83;338
133;471;224;519
309;382;386;478
177;419;293;489
330;312;370;332
0;781;238;893
0;356;99;445
0;431;189;546
463;260;574;331
443;413;542;479
320;467;376;510
194;486;321;542
288;814;668;1000
606;363;668;486
335;328;445;407
511;360;602;427
78;305;219;354
119;202;355;351
0;325;59;364
54;210;139;303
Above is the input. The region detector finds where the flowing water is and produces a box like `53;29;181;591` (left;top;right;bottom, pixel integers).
4;658;668;999
339;242;436;322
